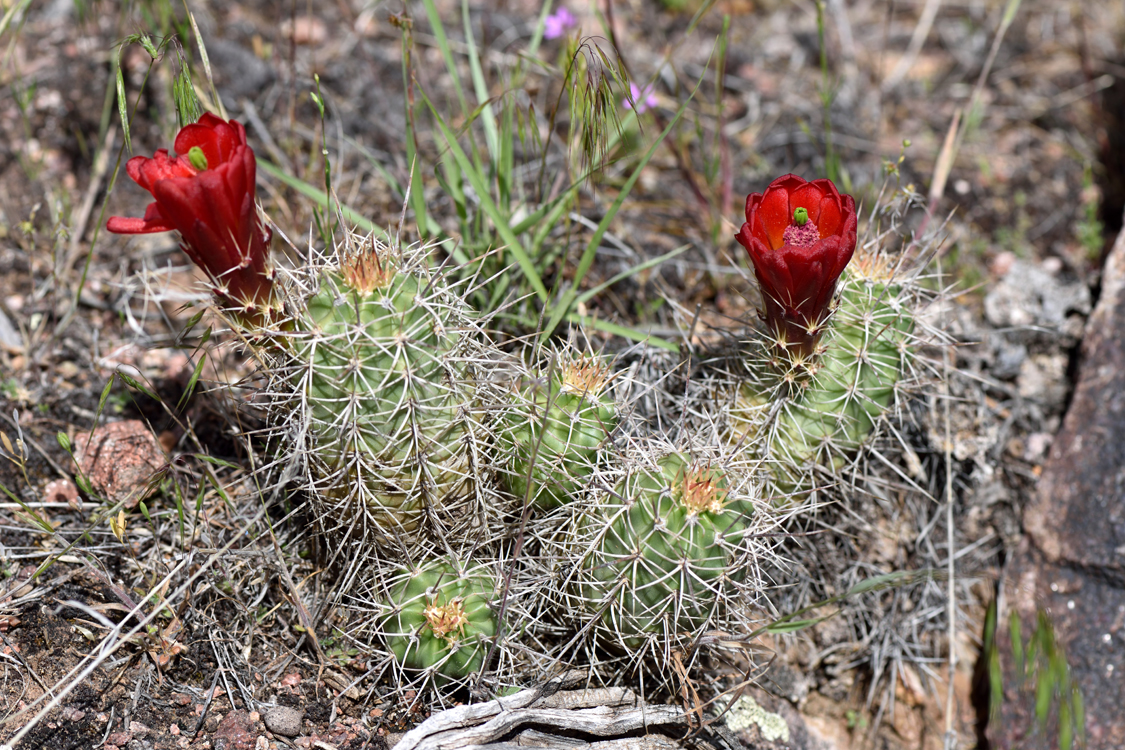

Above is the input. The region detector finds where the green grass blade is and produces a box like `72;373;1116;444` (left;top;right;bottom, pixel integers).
526;0;553;58
181;3;224;120
846;570;924;596
564;314;677;351
421;0;470;121
398;25;431;240
424;94;548;301
1059;695;1073;750
0;0;33;39
462;0;499;163
114;48;131;153
420;0;485;177
1010;609;1025;675
529;192;576;255
97;374;116;416
1073;685;1085;747
574;244;688;306
517;182;581;237
117;372;158;401
498;87;515;211
540;67;705;341
764;615;833;634
177;352;207;411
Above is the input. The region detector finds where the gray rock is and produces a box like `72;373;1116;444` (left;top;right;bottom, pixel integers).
983;258;1091;333
1024;225;1125;579
989;334;1027;379
263;706;304;737
207;39;276;103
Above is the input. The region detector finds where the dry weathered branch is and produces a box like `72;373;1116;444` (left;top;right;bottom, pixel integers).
395;673;741;750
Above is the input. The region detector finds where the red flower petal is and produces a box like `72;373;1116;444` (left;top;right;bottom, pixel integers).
106;215;157;234
174;114;246;170
816;197;843;239
757;184;791;250
106;200;175;234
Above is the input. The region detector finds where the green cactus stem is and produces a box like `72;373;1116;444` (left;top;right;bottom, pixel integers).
731;254;915;490
577;453;746;646
382;560;497;678
501;355;617;510
276;239;492;558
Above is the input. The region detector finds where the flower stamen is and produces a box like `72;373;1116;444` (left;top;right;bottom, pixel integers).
782;210;819;248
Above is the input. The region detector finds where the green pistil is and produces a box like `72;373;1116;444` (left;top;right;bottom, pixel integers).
187;146;209;171
793;207;809;226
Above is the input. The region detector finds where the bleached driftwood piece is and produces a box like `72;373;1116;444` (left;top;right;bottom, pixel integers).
394;672;742;750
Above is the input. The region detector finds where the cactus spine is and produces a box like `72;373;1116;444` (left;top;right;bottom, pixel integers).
575;453;747;646
381;559;497;679
501;355;617;510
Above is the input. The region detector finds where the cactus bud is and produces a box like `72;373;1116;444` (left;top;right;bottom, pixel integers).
381;560;497;679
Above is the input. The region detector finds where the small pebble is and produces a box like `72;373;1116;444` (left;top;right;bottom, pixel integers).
263;706;303;737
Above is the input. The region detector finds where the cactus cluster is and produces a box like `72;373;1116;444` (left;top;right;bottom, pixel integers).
109;122;929;698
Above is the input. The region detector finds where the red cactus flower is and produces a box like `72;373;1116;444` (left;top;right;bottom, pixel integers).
735;174;857;360
107;113;277;329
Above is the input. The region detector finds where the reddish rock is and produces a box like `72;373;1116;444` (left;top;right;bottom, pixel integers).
61;706;85;721
42;477;80;508
213;709;255;750
75;420;166;507
992;219;1125;749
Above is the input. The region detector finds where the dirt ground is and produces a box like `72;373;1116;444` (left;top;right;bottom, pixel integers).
1;0;1123;748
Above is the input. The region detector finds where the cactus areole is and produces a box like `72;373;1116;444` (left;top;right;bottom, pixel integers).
735;174;857;361
106;114;277;329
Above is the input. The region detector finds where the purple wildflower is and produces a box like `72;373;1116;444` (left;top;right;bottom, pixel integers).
624;82;659;114
544;7;576;40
